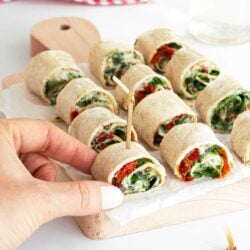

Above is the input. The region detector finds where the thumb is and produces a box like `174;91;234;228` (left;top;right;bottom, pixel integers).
45;180;124;218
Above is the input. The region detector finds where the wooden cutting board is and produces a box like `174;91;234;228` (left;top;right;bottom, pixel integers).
2;16;250;240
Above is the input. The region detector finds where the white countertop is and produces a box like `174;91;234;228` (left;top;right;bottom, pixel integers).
1;0;250;249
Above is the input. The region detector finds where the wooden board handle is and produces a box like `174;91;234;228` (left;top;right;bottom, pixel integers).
31;16;101;63
2;16;101;89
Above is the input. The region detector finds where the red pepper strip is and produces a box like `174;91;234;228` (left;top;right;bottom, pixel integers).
165;114;186;132
166;122;174;131
219;148;231;178
201;65;209;72
179;148;200;181
91;131;116;151
183;176;193;182
174;114;186;121
228;113;235;121
135;85;155;103
113;161;137;187
71;110;79;120
96;131;115;143
98;143;104;150
151;44;175;65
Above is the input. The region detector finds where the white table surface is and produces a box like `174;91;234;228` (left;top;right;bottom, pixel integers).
0;0;250;249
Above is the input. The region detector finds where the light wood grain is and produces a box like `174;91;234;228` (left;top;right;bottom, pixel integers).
2;16;250;241
126;91;135;149
31;16;100;62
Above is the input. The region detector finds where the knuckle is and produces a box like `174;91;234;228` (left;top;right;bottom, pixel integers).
74;181;91;211
68;142;81;165
40;123;54;153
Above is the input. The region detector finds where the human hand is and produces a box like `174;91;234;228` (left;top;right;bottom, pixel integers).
0;119;123;249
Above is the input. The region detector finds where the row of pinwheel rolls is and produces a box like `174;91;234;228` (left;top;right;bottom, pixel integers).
87;39;236;182
87;29;245;181
88;28;249;136
88;29;220;100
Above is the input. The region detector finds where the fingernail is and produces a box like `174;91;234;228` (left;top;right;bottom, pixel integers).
101;186;124;210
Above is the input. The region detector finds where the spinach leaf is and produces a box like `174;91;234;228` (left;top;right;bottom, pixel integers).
45;71;82;105
114;126;126;141
168;42;182;50
136;158;153;167
205;145;220;155
187;144;224;180
210;69;220;76
104;51;141;86
192;164;220;179
184;65;220;98
174;115;193;125
149;76;167;88
129;169;159;192
211;91;250;132
112;52;124;65
76;91;109;108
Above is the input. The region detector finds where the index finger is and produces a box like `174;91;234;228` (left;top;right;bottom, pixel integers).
4;118;96;174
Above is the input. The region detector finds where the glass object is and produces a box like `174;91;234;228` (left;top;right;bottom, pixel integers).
189;0;250;44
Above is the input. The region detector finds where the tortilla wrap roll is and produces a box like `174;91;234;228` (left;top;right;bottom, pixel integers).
89;41;144;88
69;107;137;153
231;111;250;165
165;48;220;99
25;50;83;105
160;123;234;181
56;78;118;125
134;28;186;74
196;75;250;132
114;63;172;109
133;91;198;149
91;142;166;195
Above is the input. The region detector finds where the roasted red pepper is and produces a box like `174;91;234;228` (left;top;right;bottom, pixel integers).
113;161;137;187
219;148;230;177
228;113;235;121
179;148;200;181
151;44;175;65
96;131;115;142
93;131;115;151
201;65;209;72
136;85;155;103
166;122;174;131
71;110;79;120
182;176;194;182
165;114;186;132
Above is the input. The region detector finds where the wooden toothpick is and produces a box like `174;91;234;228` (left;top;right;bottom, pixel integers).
112;76;135;149
223;226;237;250
125;91;135;149
113;76;129;95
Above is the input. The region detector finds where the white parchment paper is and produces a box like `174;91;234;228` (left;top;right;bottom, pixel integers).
0;64;248;226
